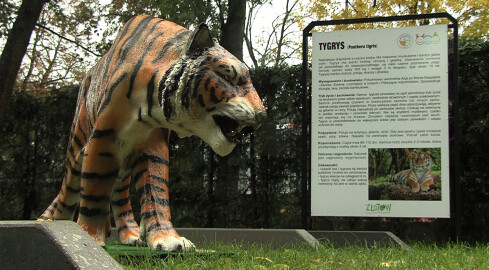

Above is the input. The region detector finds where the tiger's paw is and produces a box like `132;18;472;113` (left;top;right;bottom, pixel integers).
420;179;434;192
410;183;421;193
147;235;195;252
119;228;143;245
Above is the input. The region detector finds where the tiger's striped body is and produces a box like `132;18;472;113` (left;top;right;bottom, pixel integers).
39;15;265;251
389;151;434;193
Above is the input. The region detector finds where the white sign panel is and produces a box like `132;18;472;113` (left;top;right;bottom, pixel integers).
311;25;450;217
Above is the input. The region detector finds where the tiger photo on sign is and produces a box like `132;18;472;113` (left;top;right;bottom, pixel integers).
38;15;266;251
368;148;441;201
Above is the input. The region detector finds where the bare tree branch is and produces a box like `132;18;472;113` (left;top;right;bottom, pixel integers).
35;23;101;57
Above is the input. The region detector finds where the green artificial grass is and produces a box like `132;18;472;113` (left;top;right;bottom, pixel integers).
107;241;489;270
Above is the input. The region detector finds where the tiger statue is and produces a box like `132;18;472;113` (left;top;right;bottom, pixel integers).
388;150;434;193
38;15;266;251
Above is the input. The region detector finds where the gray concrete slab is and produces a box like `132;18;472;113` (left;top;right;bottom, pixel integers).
0;220;123;270
308;230;412;250
110;227;320;249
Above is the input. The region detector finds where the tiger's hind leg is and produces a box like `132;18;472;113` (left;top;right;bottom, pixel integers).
133;128;194;251
111;174;142;245
76;129;119;246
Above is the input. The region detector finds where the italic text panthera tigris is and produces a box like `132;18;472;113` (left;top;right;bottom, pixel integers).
38;15;266;251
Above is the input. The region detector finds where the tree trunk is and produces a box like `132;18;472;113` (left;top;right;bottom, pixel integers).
0;0;47;122
220;0;246;61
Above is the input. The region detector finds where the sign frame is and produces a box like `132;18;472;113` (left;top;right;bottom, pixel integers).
300;13;460;237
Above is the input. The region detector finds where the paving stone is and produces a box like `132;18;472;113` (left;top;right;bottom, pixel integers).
0;220;123;270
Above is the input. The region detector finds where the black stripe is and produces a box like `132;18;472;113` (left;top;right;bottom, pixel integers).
140;196;169;207
140;210;164;219
192;66;210;99
98;72;127;116
118;225;139;234
131;154;169;168
80;194;110;202
150;175;169;185
210;87;224;103
212;54;226;62
231;65;238;80
79;207;106;217
64;181;81;193
146;222;173;233
204;76;212;91
215;71;229;81
164;61;187;119
147;71;157;117
137;107;151;125
198;95;205;107
132;169;148;184
73;134;83;149
58;201;78;212
152;30;190;63
181;73;195;109
118;210;134;218
91;129;115;138
114;183;130;193
67;162;81;176
137;183;165;196
98;152;114;157
81;169;119;180
118;16;153;63
113;16;138;48
127;31;165;99
112;197;129;207
142;19;164;41
158;64;175;107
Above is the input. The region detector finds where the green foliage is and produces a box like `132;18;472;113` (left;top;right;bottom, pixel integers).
158;0;216;29
457;38;489;242
0;86;78;219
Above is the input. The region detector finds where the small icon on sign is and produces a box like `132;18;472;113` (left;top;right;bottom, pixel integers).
397;33;413;49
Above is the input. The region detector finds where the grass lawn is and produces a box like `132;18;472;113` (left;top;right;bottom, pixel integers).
107;241;489;269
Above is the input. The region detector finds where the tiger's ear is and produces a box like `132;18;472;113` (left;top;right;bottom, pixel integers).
187;23;214;53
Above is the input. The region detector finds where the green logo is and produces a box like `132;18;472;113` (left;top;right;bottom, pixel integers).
366;203;392;213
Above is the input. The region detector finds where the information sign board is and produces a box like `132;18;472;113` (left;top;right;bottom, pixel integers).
311;25;449;217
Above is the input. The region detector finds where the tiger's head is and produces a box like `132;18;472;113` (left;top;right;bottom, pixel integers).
169;24;266;156
409;151;432;172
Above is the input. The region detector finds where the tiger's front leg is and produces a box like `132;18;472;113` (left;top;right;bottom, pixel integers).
406;175;421;193
420;177;434;192
131;128;194;251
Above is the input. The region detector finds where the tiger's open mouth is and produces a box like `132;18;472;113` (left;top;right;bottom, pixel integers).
213;115;255;143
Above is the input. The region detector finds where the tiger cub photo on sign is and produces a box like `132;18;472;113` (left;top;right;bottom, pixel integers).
368;148;441;201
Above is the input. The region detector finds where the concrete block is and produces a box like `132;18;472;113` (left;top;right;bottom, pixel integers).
308;230;411;250
110;227;320;249
0;220;123;270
